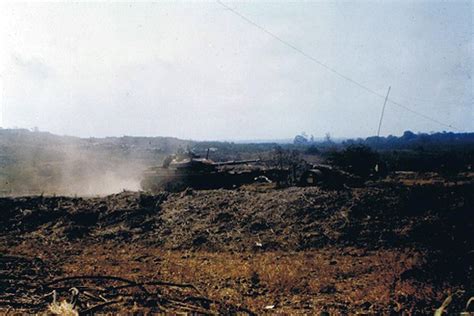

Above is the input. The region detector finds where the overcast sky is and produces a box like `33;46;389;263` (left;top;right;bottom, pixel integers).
0;1;472;140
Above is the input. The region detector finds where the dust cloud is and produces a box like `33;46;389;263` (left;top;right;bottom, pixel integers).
0;131;153;196
57;163;143;196
53;146;146;196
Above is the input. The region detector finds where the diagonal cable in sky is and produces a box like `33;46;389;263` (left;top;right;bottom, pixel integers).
216;0;461;131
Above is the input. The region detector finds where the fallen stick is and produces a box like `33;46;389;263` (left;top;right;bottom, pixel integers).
80;299;123;314
165;298;217;315
47;286;107;292
434;294;452;316
112;280;203;296
44;275;149;294
81;291;108;302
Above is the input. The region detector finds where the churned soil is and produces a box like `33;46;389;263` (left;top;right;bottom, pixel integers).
1;175;473;314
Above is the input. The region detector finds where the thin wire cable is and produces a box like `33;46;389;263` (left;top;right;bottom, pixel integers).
216;0;461;131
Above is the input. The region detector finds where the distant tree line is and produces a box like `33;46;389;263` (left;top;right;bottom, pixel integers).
344;131;474;151
294;131;474;173
294;130;474;150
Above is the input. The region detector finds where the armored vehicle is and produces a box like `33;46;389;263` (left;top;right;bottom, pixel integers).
140;152;265;192
141;151;359;192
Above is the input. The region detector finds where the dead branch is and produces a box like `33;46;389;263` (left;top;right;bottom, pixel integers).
44;275;149;294
165;298;218;315
114;280;203;295
80;299;123;314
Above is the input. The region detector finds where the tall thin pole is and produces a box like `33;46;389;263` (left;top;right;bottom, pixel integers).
377;86;391;137
0;76;3;128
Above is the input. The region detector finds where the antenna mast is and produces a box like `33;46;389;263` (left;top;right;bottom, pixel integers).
0;78;3;128
377;86;391;137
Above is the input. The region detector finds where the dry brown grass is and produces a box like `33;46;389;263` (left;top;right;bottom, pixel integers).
47;301;78;316
4;240;457;314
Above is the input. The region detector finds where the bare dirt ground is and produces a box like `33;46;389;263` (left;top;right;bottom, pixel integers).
1;174;473;314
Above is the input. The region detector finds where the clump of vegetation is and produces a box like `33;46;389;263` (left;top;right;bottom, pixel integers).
329;145;379;178
48;300;78;316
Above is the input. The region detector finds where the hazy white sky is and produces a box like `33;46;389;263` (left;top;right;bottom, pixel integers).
0;1;472;140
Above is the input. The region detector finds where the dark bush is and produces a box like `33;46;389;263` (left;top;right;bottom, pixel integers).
329;145;379;178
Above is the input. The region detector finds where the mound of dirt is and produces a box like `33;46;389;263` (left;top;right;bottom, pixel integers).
0;179;473;314
1;182;472;254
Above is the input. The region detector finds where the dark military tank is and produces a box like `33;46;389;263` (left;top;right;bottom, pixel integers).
141;151;359;192
140;152;266;192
